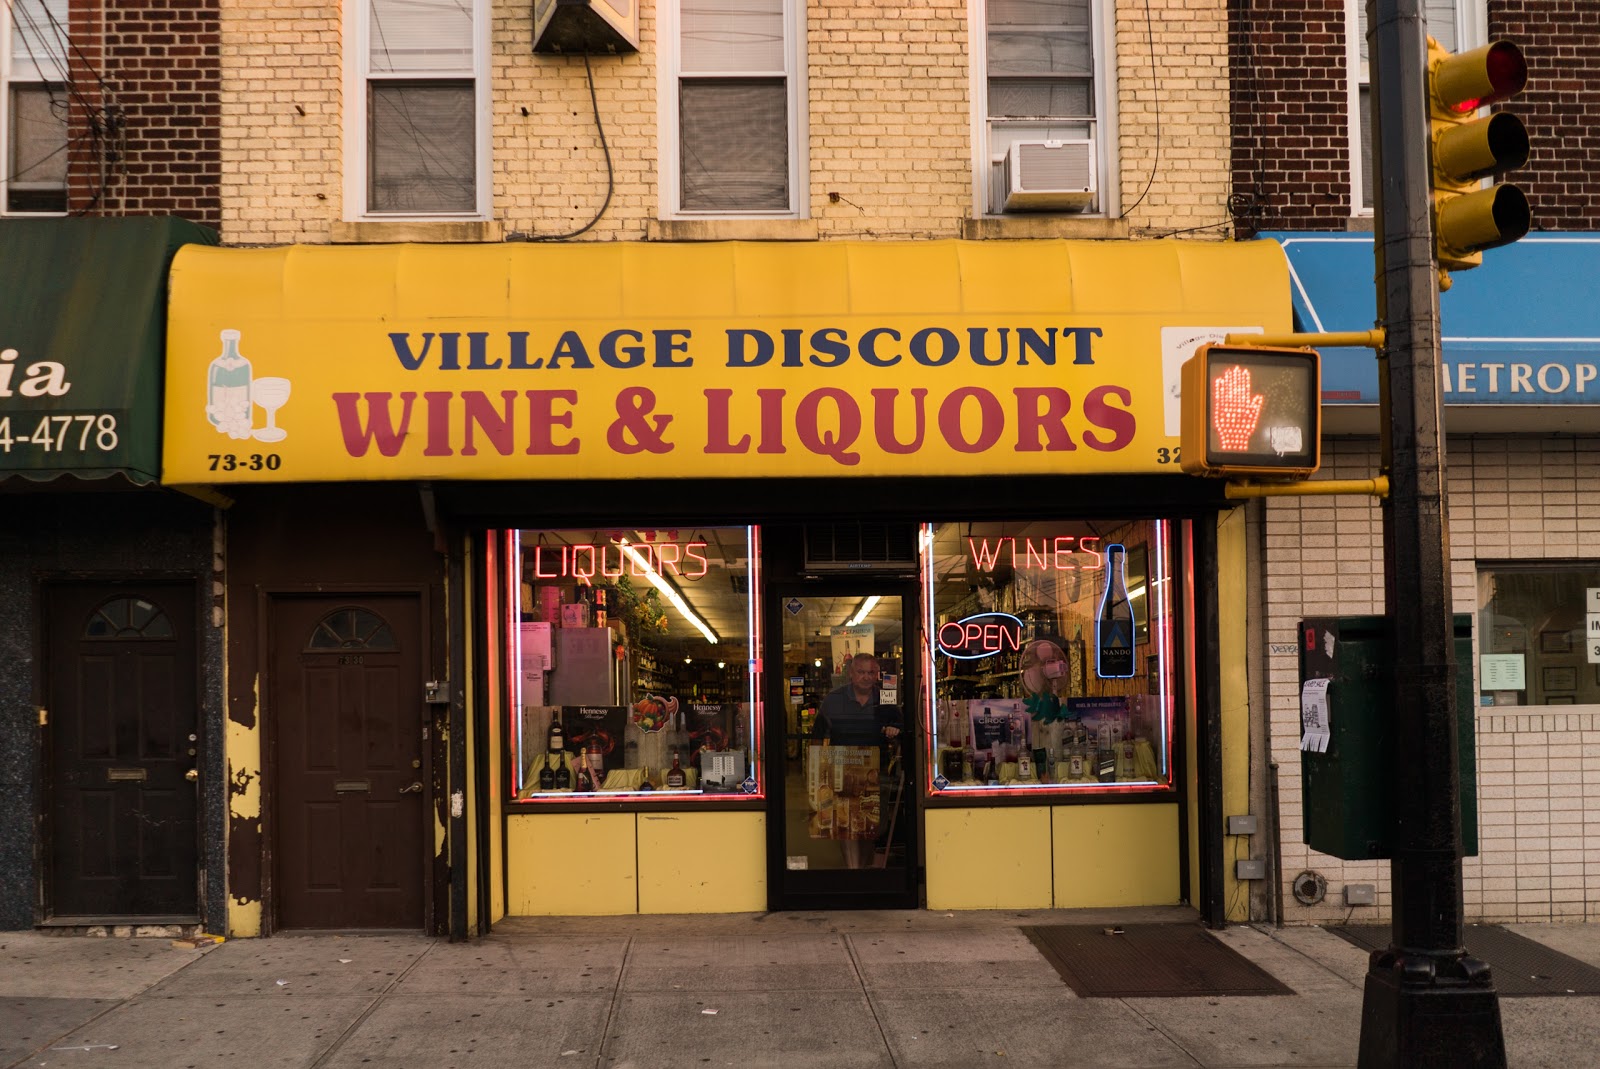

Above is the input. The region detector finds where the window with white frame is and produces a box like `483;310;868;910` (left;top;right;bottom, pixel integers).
1349;0;1475;214
2;0;69;214
980;0;1101;215
668;0;800;215
354;0;486;216
1477;563;1600;707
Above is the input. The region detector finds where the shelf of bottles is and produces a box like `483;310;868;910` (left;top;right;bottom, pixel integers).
923;518;1175;796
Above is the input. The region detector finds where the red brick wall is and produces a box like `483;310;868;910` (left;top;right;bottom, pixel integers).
1232;0;1600;235
1492;2;1600;229
65;0;220;227
1229;0;1353;234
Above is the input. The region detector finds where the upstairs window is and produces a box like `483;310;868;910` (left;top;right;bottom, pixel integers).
1349;0;1474;214
2;0;69;214
981;0;1102;216
351;0;487;217
666;0;802;216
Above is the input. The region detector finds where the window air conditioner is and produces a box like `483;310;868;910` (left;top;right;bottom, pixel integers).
1002;139;1096;212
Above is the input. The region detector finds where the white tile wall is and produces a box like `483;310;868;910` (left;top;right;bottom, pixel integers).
1264;436;1600;924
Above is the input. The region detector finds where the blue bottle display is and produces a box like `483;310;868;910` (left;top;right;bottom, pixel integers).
1095;543;1136;678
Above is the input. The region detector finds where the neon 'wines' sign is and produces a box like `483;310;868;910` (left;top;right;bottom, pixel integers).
528;541;710;580
938;612;1024;660
967;536;1103;572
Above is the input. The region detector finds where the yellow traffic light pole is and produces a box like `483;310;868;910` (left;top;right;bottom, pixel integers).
1224;329;1387;351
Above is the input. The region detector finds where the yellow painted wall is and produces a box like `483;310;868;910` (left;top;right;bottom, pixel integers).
503;811;766;915
637;811;767;914
927;805;1181;910
1052;803;1181;908
1216;510;1251;921
505;813;639;915
926;807;1054;909
226;713;262;937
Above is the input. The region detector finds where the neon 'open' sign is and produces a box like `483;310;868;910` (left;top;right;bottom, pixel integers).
937;612;1024;660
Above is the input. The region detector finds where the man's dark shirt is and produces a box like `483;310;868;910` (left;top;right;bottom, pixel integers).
814;685;898;748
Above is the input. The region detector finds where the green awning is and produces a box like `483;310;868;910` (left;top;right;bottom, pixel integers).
0;216;218;483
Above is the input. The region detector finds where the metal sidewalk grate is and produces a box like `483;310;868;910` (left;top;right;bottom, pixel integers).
1328;924;1600;997
1022;923;1294;998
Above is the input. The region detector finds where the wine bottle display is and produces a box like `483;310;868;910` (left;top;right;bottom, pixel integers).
1096;543;1136;678
666;750;686;788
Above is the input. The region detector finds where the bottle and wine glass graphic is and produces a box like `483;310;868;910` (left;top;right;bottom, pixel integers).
205;329;292;442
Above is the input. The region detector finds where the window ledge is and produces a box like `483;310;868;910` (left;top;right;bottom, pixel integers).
331;220;504;244
961;216;1130;241
647;219;819;242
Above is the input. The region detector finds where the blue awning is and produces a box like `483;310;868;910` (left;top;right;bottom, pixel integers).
1265;232;1600;427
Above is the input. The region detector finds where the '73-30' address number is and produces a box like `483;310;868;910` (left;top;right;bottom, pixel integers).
208;454;282;472
0;415;118;452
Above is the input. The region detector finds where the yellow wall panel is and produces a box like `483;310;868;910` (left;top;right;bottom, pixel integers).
505;813;638;915
1052;804;1181;908
1216;509;1252;921
636;811;767;914
926;807;1053;910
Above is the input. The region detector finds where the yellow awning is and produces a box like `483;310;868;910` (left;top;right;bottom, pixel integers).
162;239;1290;484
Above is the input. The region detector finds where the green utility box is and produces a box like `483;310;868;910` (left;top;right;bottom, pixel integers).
1299;615;1478;860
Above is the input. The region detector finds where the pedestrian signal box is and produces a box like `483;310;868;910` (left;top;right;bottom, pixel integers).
1180;343;1320;479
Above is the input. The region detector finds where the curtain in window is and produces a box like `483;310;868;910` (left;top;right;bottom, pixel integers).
369;82;476;212
680;79;788;212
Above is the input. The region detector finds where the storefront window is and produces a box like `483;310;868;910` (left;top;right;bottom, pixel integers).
508;526;761;800
1478;563;1600;707
922;518;1176;795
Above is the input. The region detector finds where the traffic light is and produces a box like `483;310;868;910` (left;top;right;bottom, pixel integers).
1180;343;1320;479
1427;36;1530;288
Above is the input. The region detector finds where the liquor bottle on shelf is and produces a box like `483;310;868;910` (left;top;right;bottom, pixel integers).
576;751;597;792
538;755;555;791
1016;745;1034;782
548;712;566;755
1032;746;1050;783
665;750;686;788
593;586;608;629
638;765;657;791
553;752;571;790
981;749;997;784
1096;543;1136;678
962;738;976;781
939;736;965;782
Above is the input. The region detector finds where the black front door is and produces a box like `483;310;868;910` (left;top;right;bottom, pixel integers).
45;581;200;919
767;582;919;909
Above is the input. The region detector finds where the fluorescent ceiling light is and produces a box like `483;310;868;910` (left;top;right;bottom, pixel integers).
846;594;881;627
619;539;719;644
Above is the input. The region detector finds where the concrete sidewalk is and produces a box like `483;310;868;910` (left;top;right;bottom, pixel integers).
4;908;1597;1068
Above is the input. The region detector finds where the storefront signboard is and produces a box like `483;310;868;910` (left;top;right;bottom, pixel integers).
162;240;1290;483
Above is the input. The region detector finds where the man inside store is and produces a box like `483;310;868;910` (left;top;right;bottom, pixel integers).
812;653;902;868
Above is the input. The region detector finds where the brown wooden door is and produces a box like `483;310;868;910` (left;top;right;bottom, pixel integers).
271;595;425;929
46;582;199;919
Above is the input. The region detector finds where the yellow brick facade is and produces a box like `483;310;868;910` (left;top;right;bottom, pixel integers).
217;0;1233;245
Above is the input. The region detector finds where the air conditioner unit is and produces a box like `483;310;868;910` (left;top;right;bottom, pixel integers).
1002;139;1096;212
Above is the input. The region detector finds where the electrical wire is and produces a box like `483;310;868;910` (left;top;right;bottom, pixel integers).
1118;0;1161;220
513;51;613;242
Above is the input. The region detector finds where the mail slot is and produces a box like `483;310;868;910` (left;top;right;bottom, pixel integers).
106;768;147;782
334;780;370;793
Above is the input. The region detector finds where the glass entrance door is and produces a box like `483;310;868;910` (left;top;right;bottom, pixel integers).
768;585;918;909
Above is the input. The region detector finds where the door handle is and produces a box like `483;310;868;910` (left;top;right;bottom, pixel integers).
399;781;423;794
184;769;199;783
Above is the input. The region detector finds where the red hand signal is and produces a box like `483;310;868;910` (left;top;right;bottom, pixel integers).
1212;365;1264;451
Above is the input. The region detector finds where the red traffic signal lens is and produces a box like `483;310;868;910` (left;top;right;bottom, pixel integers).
1482;40;1527;105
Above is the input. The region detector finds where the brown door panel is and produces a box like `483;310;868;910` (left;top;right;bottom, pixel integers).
46;582;199;918
271;595;425;930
